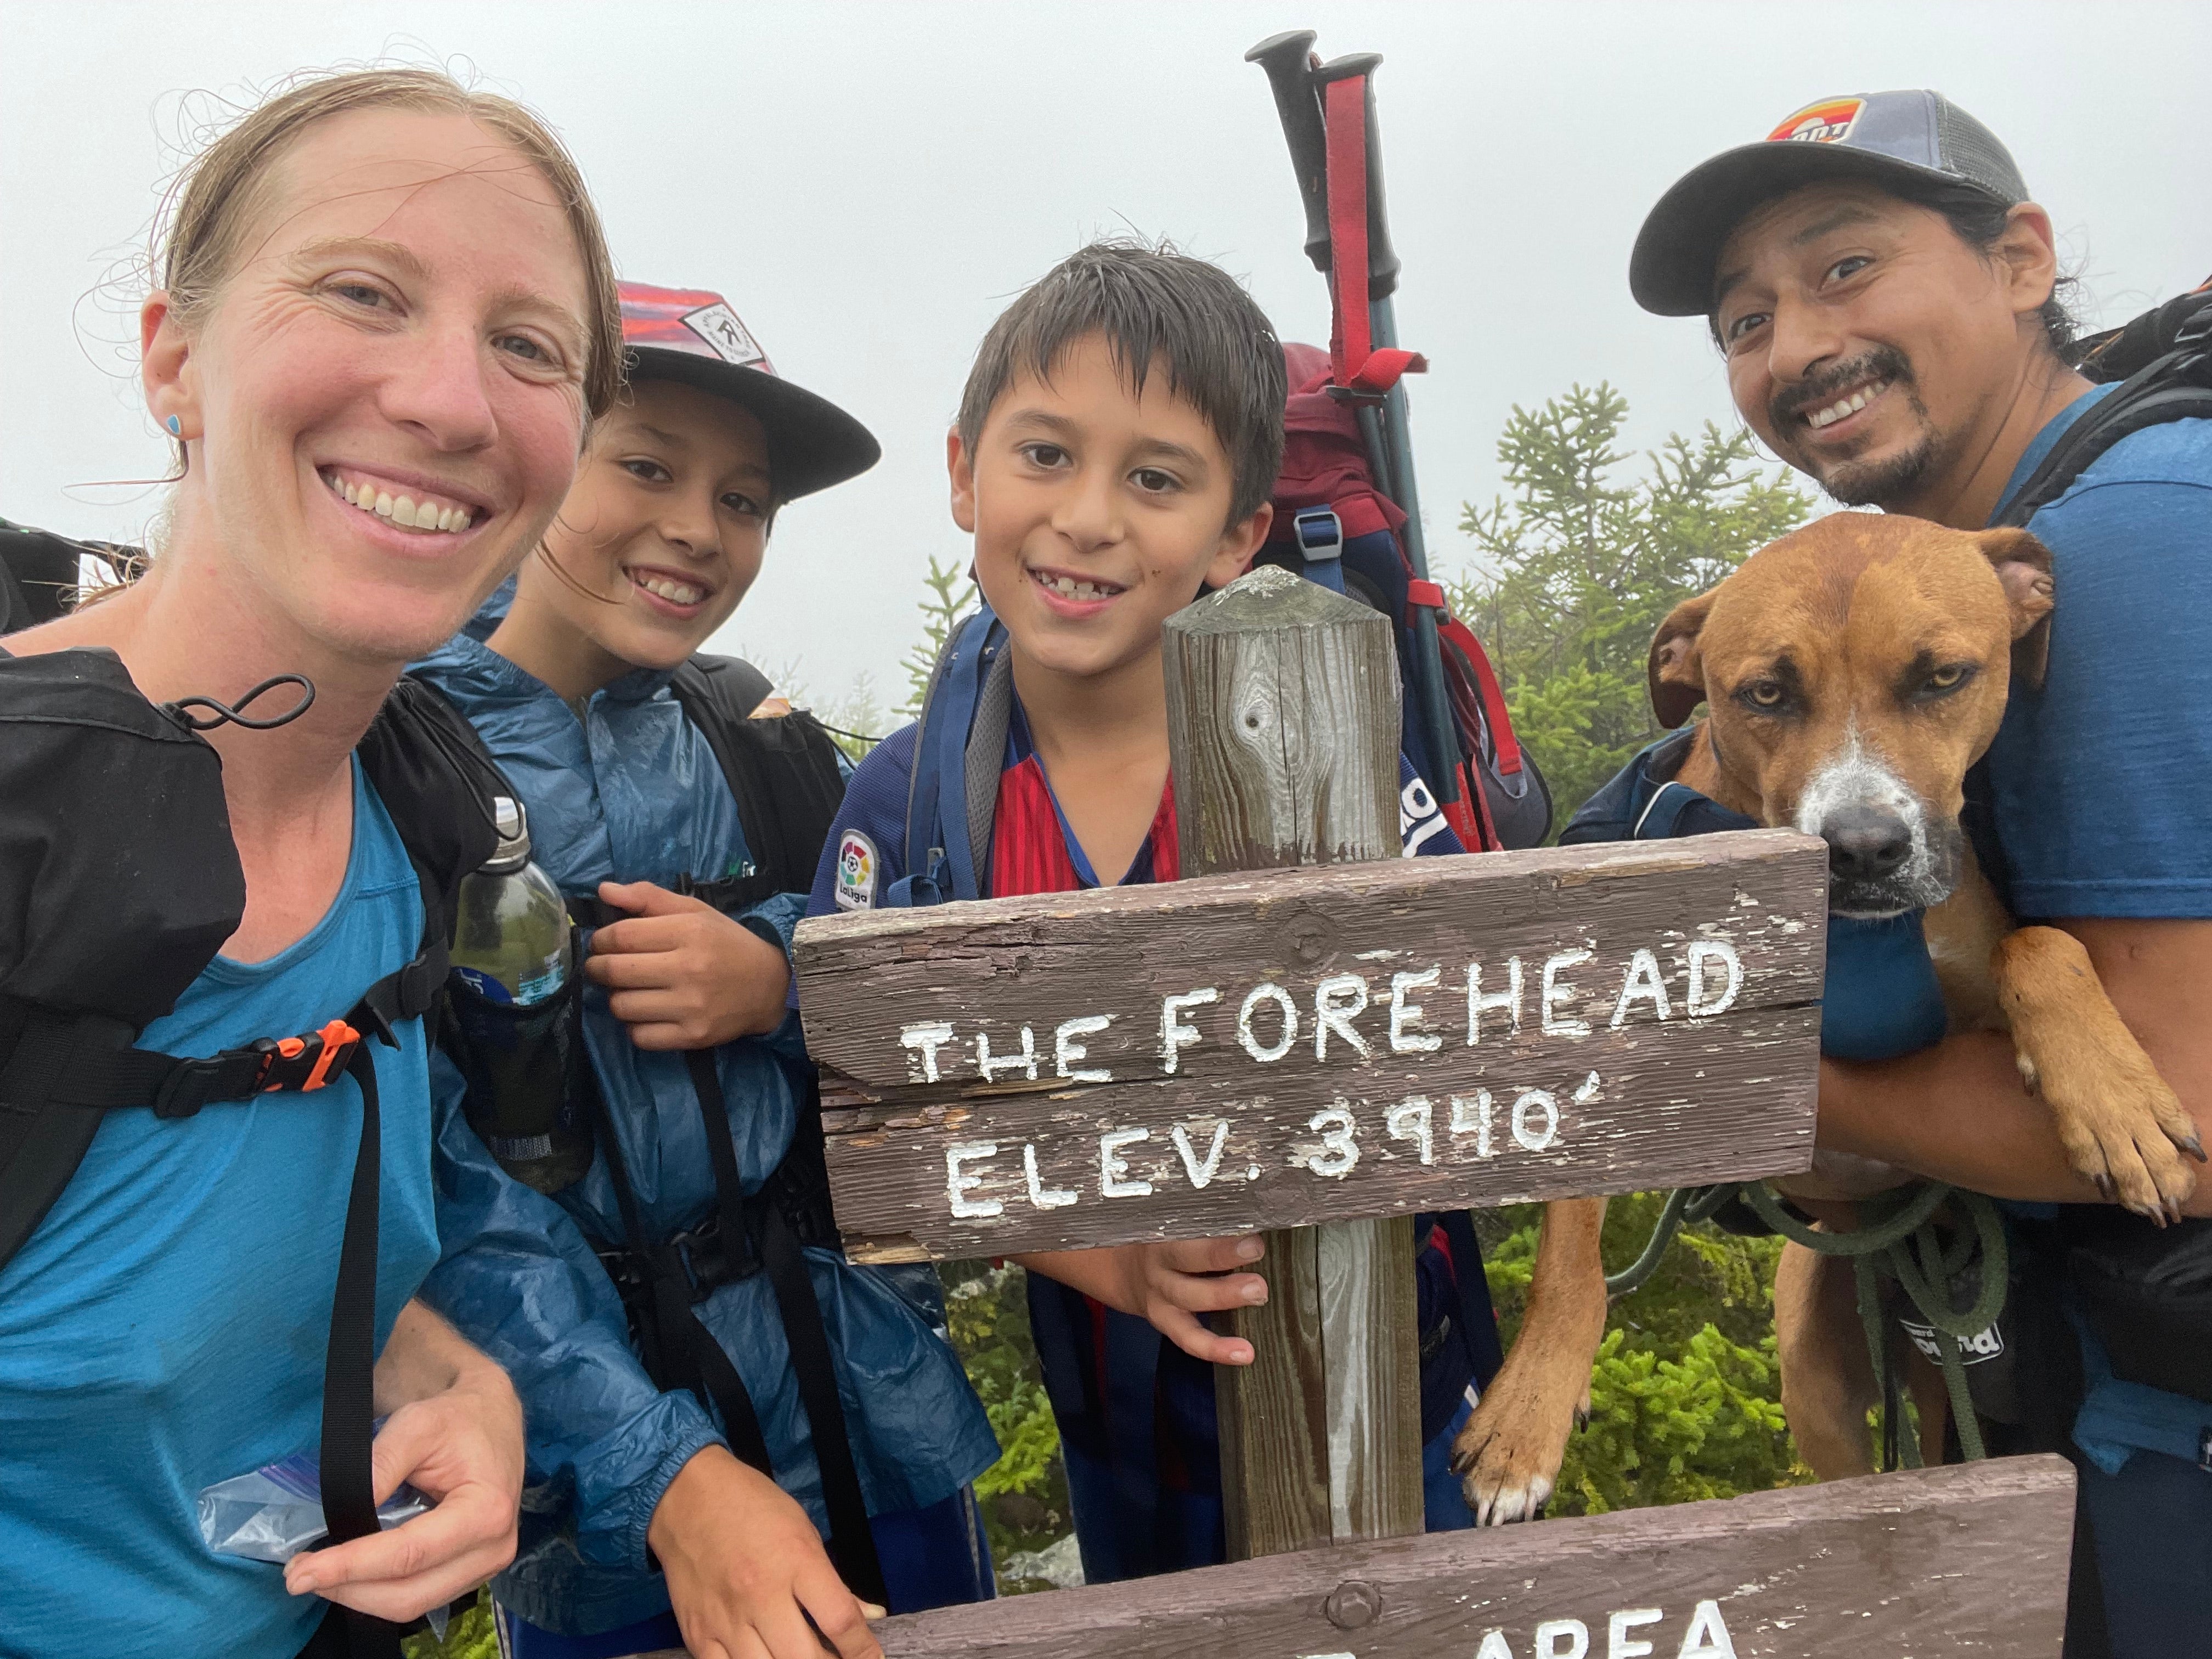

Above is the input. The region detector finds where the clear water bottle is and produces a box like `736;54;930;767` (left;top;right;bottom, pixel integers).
452;798;572;1006
448;798;593;1193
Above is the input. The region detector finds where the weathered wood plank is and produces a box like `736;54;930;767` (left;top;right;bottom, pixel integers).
1319;1214;1419;1544
669;1458;2062;1659
798;830;1826;1261
1161;566;1423;1561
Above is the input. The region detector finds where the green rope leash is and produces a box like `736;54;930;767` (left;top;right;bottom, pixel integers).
1606;1180;2008;1467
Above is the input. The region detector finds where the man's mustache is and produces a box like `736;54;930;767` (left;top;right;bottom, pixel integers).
1770;348;1914;431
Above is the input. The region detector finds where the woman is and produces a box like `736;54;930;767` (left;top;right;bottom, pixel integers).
414;281;998;1659
0;69;620;1658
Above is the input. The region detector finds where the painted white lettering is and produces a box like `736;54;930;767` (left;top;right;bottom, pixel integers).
1513;1090;1560;1152
1474;1634;1514;1659
1314;974;1372;1061
1389;967;1444;1053
1675;1601;1738;1659
1536;1620;1590;1659
1608;947;1672;1029
1468;957;1525;1043
1160;988;1220;1074
1099;1128;1153;1198
1022;1144;1077;1210
975;1026;1039;1081
1386;1096;1435;1165
1542;949;1594;1037
1450;1091;1495;1158
1685;941;1742;1018
900;1021;956;1083
1054;1014;1113;1083
1237;983;1300;1064
946;1142;1002;1218
1575;1070;1602;1105
1171;1120;1231;1189
1304;1103;1360;1177
1608;1607;1663;1659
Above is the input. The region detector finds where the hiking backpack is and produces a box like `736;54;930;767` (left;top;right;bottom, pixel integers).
1258;340;1550;851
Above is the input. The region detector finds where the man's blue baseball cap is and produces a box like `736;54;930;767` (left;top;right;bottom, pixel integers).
1630;90;2029;317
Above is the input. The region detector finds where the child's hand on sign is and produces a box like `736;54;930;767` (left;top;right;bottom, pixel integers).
1015;1237;1269;1365
586;880;792;1050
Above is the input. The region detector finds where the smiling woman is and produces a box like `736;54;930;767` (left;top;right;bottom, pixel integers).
0;67;620;1659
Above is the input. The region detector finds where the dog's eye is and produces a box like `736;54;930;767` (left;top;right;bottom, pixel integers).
1916;663;1978;701
1743;680;1786;709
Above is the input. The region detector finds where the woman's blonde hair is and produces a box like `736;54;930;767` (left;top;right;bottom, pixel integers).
156;66;623;421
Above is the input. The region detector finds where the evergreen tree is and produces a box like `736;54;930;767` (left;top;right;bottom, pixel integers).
1447;383;1812;831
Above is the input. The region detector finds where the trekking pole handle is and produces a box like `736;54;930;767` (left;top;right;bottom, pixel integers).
1312;52;1402;301
1245;30;1333;275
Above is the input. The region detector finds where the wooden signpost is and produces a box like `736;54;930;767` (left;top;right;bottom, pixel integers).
783;569;2067;1654
634;1459;2075;1658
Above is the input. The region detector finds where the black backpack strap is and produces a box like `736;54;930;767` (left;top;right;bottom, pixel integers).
668;655;848;903
1995;300;2212;528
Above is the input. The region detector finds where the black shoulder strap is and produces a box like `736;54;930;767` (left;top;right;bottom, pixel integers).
668;654;848;907
360;676;505;943
1995;297;2212;528
0;520;93;634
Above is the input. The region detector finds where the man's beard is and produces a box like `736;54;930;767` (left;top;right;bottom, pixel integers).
1770;347;1943;509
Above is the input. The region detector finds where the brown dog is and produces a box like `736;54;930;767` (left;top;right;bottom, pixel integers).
1451;512;2200;1508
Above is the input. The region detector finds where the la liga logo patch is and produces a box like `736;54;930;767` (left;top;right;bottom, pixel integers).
834;830;878;912
1767;98;1865;145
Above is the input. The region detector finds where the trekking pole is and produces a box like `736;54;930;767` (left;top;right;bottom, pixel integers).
1310;49;1463;805
1244;31;1331;275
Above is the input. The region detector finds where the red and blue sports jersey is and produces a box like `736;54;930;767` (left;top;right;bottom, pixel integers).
806;700;1500;1581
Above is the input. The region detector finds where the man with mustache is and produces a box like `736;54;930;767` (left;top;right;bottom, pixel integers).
1632;93;2212;1657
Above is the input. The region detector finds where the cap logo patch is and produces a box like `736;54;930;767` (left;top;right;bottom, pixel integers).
681;302;765;367
834;830;878;911
1767;98;1865;145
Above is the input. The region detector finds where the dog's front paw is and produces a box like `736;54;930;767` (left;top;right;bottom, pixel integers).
2032;1042;2202;1222
1996;926;2205;1223
1448;1369;1581;1526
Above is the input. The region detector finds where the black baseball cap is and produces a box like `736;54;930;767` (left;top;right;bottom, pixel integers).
1630;91;2029;318
617;281;881;501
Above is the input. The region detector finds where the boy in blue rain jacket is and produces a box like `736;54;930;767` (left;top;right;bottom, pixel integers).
417;283;996;1659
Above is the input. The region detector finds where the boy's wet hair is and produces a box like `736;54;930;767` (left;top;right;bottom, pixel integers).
957;239;1287;526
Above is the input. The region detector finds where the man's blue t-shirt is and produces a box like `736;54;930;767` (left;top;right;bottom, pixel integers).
1985;383;2212;918
0;760;442;1657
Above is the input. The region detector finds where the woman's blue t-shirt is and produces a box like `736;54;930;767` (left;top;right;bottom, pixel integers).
0;759;442;1657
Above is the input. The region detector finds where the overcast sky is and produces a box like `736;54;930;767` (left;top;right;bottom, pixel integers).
5;1;2209;707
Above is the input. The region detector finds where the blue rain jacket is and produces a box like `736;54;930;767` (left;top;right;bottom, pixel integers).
413;607;997;1637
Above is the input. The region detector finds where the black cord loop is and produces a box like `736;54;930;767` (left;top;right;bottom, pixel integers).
164;674;317;732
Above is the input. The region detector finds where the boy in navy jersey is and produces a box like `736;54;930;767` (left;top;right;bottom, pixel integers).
807;240;1498;1581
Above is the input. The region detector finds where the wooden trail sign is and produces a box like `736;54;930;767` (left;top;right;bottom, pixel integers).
794;831;1827;1262
634;1457;2076;1658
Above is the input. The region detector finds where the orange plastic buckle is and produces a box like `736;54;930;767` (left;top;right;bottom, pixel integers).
300;1019;360;1091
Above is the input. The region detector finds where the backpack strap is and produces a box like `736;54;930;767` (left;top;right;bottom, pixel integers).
1994;296;2212;528
893;610;1008;907
668;655;847;910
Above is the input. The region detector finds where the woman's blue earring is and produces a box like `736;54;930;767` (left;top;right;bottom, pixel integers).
165;415;182;437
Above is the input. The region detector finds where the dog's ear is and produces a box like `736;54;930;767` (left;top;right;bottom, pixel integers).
1649;590;1716;728
1975;527;2056;691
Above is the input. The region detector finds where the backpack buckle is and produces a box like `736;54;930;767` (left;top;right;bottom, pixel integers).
1292;507;1344;564
253;1019;362;1094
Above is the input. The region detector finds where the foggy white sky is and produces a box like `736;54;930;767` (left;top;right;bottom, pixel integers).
4;1;2208;708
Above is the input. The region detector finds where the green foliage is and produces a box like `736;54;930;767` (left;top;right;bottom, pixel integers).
1478;1194;1813;1515
401;1590;497;1659
1449;383;1812;830
901;555;979;716
939;1260;1073;1589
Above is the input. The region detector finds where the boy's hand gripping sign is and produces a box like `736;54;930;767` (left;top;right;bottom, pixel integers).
794;830;1827;1262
